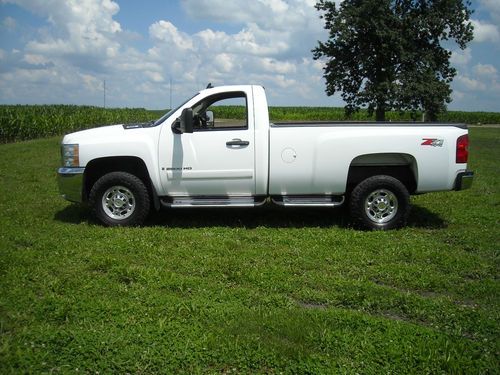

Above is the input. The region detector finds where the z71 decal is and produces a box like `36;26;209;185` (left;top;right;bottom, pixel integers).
421;138;444;147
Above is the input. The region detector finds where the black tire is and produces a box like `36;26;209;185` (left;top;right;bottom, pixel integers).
349;175;410;230
89;172;150;227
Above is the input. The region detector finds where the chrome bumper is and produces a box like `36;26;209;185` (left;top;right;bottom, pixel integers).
57;167;85;202
454;171;474;191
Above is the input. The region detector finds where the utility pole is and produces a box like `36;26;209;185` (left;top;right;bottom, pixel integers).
103;79;106;109
169;77;172;110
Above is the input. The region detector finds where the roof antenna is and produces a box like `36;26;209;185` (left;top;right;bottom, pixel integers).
206;83;213;89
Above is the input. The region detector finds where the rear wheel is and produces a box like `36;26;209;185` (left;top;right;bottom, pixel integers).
89;172;150;227
349;175;410;230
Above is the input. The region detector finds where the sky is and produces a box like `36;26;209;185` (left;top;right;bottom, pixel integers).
0;0;499;111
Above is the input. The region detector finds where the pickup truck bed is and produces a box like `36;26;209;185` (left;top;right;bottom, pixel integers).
269;121;468;195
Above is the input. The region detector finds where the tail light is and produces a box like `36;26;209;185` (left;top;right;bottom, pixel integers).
456;134;469;164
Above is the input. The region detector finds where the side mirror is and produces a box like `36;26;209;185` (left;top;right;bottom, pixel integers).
206;110;214;127
172;108;194;134
180;108;194;133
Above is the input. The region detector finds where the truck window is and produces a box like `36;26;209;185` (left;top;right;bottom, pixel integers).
191;92;247;131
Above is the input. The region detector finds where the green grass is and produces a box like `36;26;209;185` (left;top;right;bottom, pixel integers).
0;128;499;373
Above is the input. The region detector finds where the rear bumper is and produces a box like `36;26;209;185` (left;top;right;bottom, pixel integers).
454;170;474;191
57;167;85;202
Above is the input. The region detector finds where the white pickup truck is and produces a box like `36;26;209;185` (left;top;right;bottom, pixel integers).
57;85;473;229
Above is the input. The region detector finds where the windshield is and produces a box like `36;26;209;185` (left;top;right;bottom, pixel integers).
153;93;198;126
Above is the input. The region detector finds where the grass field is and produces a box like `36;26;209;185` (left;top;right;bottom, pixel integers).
0;128;499;373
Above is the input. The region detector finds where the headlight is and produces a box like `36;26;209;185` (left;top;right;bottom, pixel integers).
61;144;80;167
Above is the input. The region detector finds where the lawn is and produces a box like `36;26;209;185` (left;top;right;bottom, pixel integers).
0;128;498;373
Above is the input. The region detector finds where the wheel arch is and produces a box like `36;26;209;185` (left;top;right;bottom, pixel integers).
346;153;418;194
83;156;159;210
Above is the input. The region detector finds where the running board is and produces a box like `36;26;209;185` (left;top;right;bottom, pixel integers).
160;196;266;208
272;195;345;207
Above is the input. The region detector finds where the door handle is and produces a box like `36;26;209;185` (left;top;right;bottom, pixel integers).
226;138;249;146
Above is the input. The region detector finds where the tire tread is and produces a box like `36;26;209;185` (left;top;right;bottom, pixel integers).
89;171;150;226
349;175;410;230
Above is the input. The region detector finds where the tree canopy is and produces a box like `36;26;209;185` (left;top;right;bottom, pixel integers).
312;0;474;121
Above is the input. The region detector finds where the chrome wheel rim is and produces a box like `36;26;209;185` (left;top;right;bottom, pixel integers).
365;189;398;224
102;186;135;220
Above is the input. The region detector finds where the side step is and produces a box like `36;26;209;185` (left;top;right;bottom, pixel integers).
160;196;266;208
160;195;345;208
272;195;345;207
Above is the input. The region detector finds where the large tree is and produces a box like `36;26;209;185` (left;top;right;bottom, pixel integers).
312;0;473;121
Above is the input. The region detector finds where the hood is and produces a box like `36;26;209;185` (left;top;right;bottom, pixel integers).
63;124;125;144
62;121;158;144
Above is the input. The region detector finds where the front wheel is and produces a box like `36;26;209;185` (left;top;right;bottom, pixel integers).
89;172;150;227
349;175;410;230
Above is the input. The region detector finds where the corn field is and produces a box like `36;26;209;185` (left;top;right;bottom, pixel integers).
1;104;499;143
0;105;158;143
271;107;500;123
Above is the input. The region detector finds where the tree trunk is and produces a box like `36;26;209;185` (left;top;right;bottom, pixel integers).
426;111;437;122
375;105;385;121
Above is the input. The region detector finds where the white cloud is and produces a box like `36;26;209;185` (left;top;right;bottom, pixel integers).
144;71;164;83
454;62;500;100
0;0;132;105
450;48;472;66
213;53;235;73
9;0;121;33
2;16;17;31
80;73;101;92
471;19;500;43
452;90;465;100
456;76;487;91
259;58;297;74
270;74;297;89
7;0;498;111
182;0;287;27
0;0;334;107
480;0;500;23
6;0;121;65
22;53;50;65
149;21;193;50
140;1;329;104
473;63;497;78
183;0;325;56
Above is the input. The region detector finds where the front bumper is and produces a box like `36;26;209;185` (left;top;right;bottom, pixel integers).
454;170;474;191
57;167;85;202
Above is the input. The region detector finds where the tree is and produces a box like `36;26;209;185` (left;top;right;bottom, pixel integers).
312;0;473;121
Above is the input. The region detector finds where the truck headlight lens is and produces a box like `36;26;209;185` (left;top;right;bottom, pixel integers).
62;144;80;167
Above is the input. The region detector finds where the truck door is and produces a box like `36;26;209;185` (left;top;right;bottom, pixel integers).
159;90;255;196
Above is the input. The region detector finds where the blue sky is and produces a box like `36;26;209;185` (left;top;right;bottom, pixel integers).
0;0;499;111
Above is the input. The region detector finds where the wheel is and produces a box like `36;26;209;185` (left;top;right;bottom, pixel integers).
349;175;410;230
89;172;150;227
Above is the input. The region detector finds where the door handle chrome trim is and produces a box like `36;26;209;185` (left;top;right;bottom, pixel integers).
226;138;249;146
